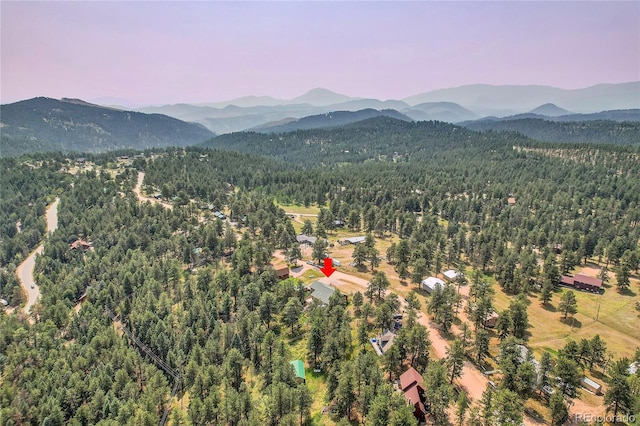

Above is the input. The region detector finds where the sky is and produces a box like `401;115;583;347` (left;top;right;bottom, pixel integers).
1;1;639;106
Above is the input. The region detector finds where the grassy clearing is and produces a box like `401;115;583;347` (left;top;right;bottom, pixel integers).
300;269;325;282
473;265;640;360
277;203;323;215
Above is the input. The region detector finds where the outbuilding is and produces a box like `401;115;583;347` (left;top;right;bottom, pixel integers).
421;277;445;293
581;376;602;395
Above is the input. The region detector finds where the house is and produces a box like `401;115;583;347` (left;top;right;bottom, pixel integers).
581;376;602;395
70;239;93;251
296;234;317;246
483;310;499;328
340;236;366;245
515;344;543;387
290;360;306;383
309;281;336;305
275;266;290;280
213;211;226;220
371;329;395;356
399;367;427;421
78;286;91;303
333;220;345;228
628;361;639;375
443;269;460;282
560;274;603;293
421;277;445;293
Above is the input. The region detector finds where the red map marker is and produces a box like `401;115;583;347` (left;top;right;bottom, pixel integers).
320;257;337;277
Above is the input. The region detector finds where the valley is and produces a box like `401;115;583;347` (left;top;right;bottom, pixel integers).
1;116;638;425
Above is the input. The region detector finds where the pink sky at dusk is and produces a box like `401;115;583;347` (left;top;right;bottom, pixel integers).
1;1;639;106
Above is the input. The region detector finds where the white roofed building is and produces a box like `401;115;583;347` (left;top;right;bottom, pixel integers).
421;277;445;293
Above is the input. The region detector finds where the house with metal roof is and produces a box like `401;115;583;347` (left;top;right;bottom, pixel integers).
296;234;317;245
560;274;603;293
443;269;460;282
309;281;336;305
341;236;366;245
290;360;306;383
421;277;445;293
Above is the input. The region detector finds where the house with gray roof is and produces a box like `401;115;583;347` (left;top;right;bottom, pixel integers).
309;281;336;305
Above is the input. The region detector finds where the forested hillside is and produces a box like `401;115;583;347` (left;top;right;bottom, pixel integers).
2;119;639;425
0;97;213;157
462;118;640;146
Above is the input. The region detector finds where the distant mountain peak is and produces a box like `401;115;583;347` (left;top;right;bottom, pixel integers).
291;88;356;106
528;103;572;117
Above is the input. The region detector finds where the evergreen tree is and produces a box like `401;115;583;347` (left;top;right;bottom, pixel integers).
558;290;578;320
604;358;632;418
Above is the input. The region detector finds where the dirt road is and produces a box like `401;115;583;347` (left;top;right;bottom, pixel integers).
133;172;173;210
273;250;491;402
16;197;59;314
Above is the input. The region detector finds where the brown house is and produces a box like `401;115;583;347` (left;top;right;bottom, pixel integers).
483;310;499;328
70;239;92;251
275;266;290;280
560;274;602;293
399;367;426;421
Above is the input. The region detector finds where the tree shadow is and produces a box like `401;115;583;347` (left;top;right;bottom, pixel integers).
542;303;557;313
560;317;582;328
617;287;637;297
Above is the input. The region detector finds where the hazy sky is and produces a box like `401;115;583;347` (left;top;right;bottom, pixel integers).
2;1;639;106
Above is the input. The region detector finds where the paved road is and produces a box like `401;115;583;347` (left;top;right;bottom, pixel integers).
16;197;59;314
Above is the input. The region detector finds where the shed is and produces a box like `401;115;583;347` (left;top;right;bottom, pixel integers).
581;376;602;395
290;360;306;383
443;270;459;282
0;299;8;307
421;277;445;293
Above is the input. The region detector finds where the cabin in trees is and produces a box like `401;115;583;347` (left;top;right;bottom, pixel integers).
371;329;395;356
483;310;499;328
399;367;427;421
421;277;445;293
289;360;306;383
560;274;603;293
308;281;335;305
275;266;290;280
296;234;317;246
70;239;93;251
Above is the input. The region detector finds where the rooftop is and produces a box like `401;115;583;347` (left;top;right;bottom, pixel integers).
399;367;423;392
290;360;306;381
309;281;335;304
421;277;445;290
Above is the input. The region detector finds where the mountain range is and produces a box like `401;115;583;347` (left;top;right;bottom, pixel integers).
0;97;213;157
136;82;639;134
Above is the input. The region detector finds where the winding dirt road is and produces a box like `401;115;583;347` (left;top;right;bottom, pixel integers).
273;250;491;401
133;171;173;210
16;197;59;314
